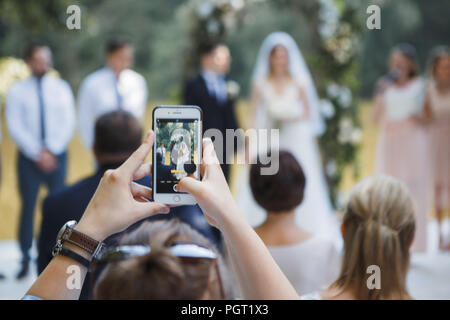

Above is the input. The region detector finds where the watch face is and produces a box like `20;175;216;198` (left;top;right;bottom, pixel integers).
56;220;77;241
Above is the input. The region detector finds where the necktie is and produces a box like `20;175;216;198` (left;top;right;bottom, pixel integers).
215;75;227;105
36;77;47;148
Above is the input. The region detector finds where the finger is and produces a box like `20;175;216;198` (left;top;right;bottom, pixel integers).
134;196;150;203
202;138;220;166
133;163;152;181
135;201;170;220
120;130;154;177
131;182;153;199
177;176;203;196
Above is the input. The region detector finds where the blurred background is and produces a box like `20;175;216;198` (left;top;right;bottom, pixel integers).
0;0;449;298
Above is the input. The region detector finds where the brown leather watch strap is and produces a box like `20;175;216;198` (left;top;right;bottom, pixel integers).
62;227;101;256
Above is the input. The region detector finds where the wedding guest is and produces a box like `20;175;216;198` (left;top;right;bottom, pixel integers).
78;38;147;150
156;143;166;164
37;111;152;299
424;46;450;250
5;43;76;279
23;134;231;300
183;42;239;182
303;175;416;299
251;151;340;295
374;43;429;252
93;219;232;299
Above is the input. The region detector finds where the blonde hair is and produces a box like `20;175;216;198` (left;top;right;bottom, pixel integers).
332;175;416;299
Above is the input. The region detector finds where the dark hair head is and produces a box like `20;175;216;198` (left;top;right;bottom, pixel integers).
427;45;450;79
198;41;224;57
392;43;419;78
24;43;51;61
106;38;131;55
250;151;306;213
94;110;142;158
93;219;232;300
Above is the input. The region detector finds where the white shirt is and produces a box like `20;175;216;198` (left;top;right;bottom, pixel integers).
201;70;227;104
5;75;76;161
268;236;341;296
77;67;148;148
383;77;425;121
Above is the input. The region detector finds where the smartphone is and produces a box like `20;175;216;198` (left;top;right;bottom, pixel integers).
152;105;202;205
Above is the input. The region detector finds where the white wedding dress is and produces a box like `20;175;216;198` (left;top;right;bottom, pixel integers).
235;77;341;242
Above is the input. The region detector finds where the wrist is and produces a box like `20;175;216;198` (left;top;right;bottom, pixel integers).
62;242;92;261
75;216;106;242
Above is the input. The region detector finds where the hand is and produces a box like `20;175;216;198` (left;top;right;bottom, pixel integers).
177;138;242;229
36;150;58;173
76;130;170;241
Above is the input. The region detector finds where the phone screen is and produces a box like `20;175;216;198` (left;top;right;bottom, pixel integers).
154;118;200;194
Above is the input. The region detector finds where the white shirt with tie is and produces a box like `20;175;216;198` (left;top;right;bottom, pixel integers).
201;69;227;104
77;67;148;149
5;75;76;161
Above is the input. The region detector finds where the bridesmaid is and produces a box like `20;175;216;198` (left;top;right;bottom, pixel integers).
424;46;450;250
374;43;429;252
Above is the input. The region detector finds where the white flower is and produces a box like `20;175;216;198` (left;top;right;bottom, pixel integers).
230;0;245;10
326;160;338;177
326;83;340;99
337;86;352;108
318;0;340;39
227;80;240;99
196;2;214;19
319;99;335;119
338;117;354;144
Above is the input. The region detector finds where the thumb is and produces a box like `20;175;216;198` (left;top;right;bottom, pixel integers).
177;176;203;196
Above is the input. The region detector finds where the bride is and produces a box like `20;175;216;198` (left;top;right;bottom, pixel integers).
236;32;340;242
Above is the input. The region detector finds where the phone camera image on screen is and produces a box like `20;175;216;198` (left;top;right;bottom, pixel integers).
155;118;200;194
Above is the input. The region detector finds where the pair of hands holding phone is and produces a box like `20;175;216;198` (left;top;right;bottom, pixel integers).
76;129;240;242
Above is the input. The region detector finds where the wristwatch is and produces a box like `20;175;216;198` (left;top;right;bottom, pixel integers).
52;220;105;260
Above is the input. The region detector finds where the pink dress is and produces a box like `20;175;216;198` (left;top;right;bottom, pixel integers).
428;82;450;209
376;77;430;252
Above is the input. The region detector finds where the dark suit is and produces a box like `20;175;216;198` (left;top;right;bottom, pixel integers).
184;74;239;181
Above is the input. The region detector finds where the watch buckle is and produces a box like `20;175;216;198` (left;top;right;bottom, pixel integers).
52;240;63;257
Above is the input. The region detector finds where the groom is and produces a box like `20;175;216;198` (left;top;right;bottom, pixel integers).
183;42;239;182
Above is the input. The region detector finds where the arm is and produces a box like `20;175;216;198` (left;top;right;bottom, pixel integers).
423;91;433;121
298;85;310;121
178;139;299;300
25;130;170;300
5;86;42;160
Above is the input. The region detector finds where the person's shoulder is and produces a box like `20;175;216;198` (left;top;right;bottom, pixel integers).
47;75;72;91
186;74;203;86
7;77;31;95
306;235;339;254
81;68;109;87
